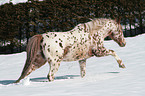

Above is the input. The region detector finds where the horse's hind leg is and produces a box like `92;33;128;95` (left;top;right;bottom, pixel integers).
15;52;46;83
47;58;61;82
79;59;86;78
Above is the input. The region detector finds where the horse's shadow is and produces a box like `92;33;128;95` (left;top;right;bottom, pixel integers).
0;80;16;85
30;75;80;82
0;72;119;85
0;75;80;85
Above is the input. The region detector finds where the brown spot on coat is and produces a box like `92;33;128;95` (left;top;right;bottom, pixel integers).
46;35;49;38
54;34;57;37
63;46;71;57
59;43;63;48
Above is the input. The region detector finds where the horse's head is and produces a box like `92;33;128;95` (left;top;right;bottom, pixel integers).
109;18;126;47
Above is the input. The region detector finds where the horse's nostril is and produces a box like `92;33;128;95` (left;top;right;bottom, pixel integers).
121;42;126;47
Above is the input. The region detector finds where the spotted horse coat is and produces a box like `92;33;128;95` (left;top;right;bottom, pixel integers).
15;18;126;83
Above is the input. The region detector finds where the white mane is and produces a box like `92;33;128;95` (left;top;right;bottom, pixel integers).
80;18;115;34
71;18;116;34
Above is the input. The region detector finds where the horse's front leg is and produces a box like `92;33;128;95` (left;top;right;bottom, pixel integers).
92;47;125;68
79;59;86;78
108;50;125;68
107;50;125;68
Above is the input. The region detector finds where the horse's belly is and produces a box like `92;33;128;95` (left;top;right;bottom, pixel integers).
62;43;92;61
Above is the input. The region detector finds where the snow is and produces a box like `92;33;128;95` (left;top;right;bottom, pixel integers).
122;24;137;30
0;34;145;96
21;77;30;86
0;0;44;5
0;0;27;5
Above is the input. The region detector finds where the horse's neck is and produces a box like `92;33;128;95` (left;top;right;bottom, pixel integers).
94;18;108;26
91;19;115;39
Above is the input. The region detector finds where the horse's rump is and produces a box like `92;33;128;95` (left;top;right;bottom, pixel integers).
15;34;46;83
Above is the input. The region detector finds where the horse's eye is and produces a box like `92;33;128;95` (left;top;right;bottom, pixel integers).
111;33;114;36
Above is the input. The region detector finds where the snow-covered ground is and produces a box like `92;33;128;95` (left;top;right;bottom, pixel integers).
0;0;44;5
0;0;27;5
0;34;145;96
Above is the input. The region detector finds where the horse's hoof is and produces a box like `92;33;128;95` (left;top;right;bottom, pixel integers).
47;75;54;82
119;64;126;68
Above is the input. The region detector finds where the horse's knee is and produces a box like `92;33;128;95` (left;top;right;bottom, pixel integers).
108;50;116;56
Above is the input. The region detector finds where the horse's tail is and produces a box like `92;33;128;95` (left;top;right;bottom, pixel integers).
15;34;46;83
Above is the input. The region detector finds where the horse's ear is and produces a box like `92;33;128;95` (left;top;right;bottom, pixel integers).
115;18;117;22
117;17;121;24
115;17;121;24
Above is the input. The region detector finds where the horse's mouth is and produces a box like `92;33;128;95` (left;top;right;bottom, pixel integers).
119;42;126;47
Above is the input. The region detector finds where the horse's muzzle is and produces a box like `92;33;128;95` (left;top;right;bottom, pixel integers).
120;42;126;47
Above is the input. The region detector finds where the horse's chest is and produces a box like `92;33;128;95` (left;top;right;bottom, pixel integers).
63;41;92;61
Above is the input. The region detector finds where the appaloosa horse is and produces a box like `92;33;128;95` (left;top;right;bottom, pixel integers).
15;18;126;83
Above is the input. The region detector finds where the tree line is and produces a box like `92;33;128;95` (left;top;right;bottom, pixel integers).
0;0;145;54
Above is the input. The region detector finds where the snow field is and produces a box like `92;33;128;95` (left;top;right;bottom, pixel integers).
0;34;145;96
